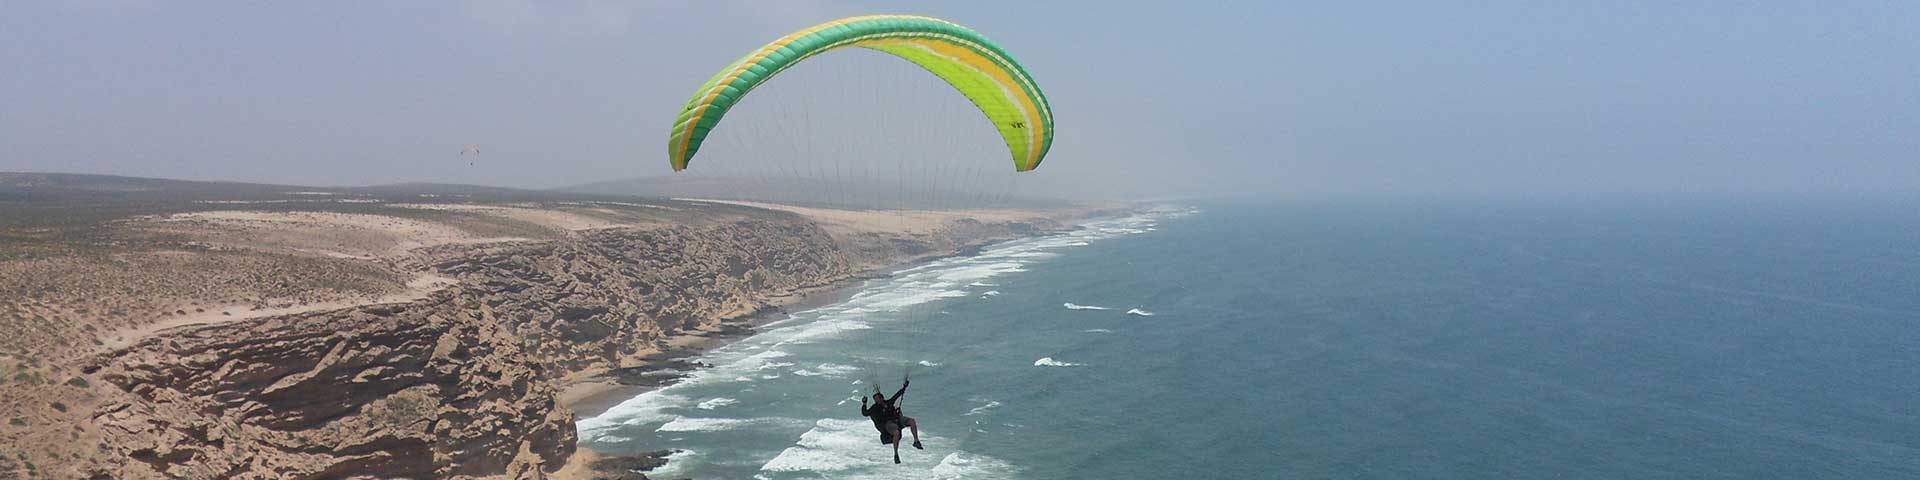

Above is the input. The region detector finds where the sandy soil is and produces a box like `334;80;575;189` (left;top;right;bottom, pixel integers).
557;379;645;422
386;203;650;231
100;272;455;350
153;210;526;256
74;201;687;353
548;448;605;480
681;199;1058;235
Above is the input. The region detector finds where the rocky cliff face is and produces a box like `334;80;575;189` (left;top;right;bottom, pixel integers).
89;294;574;479
28;214;1062;479
430;219;857;377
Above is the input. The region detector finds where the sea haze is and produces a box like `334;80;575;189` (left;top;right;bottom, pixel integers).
579;198;1920;479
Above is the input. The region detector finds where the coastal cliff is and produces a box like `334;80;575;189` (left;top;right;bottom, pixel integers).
0;194;1077;479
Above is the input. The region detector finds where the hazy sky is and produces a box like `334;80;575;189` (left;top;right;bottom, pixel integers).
2;1;1915;197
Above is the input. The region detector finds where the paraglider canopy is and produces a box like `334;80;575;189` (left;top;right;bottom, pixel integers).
667;15;1054;173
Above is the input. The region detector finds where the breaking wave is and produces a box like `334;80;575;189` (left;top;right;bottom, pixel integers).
759;419;1018;479
965;400;1003;416
656;416;797;432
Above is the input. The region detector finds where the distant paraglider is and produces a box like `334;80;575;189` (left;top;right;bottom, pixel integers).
460;146;480;166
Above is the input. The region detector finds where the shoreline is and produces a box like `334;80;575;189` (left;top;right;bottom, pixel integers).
554;223;1091;421
547;206;1134;478
557;273;876;420
548;259;961;480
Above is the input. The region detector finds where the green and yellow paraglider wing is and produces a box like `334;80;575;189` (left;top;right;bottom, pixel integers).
667;15;1054;172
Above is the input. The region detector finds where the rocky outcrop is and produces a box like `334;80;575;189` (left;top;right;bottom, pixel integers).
31;214;1067;479
428;219;857;377
579;450;676;480
87;295;573;479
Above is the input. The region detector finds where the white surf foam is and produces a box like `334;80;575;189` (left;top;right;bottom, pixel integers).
1034;357;1081;367
759;418;1015;479
576;391;690;441
980;290;1001;297
935;261;1028;283
1063;303;1110;310
769;316;873;342
1126;308;1155;316
760;419;885;473
1083;328;1114;333
644;449;699;479
656;417;795;432
1006;251;1059;258
926;451;1021;480
855;288;970;312
815;363;861;376
696;397;737;410
964;400;1002;416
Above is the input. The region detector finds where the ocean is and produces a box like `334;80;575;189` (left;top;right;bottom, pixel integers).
577;198;1920;479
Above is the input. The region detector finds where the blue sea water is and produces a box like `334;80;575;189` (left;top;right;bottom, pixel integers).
579;199;1920;479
